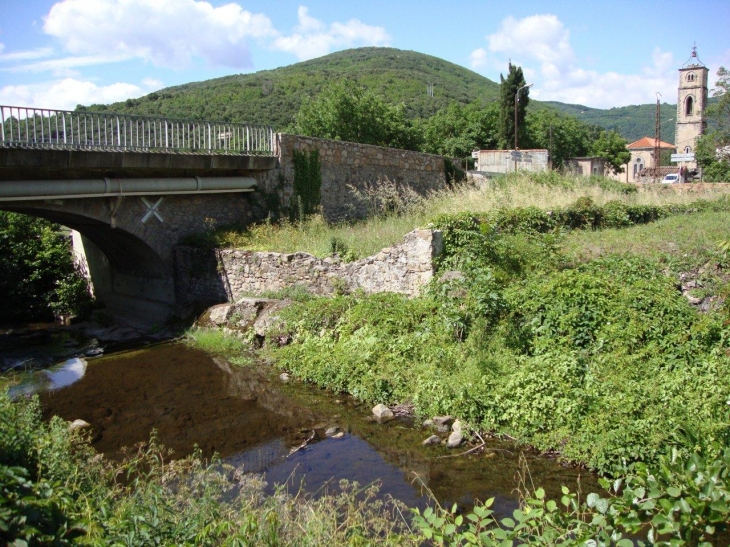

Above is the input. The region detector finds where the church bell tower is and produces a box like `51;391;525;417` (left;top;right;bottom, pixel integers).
675;45;709;163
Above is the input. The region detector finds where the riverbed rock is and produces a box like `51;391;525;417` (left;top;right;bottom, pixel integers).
422;434;441;446
325;426;339;437
372;404;394;422
252;299;291;338
69;419;90;431
209;304;236;325
433;415;454;427
279;373;290;382
331;431;346;439
447;431;464;448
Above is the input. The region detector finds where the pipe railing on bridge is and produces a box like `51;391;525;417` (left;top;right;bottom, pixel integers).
0;105;276;156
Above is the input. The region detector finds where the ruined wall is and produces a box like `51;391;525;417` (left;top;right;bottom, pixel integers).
254;134;449;222
174;229;443;311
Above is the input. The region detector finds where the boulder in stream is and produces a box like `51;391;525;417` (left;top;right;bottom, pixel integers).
372;404;394;422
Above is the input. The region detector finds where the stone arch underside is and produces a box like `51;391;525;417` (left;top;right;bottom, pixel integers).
0;205;175;325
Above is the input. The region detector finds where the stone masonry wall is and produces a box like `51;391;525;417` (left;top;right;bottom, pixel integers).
174;229;443;310
253;134;449;222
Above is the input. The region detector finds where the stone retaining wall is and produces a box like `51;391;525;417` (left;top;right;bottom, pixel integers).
174;229;443;311
254;134;450;221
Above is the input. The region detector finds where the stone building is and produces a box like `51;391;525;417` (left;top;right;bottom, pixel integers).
625;137;676;182
675;46;709;171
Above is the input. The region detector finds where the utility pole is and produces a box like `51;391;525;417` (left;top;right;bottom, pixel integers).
654;92;661;182
514;83;533;172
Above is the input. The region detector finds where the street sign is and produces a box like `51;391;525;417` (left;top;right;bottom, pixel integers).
671;153;695;162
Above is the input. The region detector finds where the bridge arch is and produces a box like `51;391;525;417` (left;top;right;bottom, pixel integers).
0;204;175;325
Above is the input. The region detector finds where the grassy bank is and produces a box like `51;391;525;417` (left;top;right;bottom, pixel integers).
6;173;730;545
188;172;728;260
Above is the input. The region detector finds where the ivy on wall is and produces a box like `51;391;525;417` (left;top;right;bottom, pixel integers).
290;149;322;219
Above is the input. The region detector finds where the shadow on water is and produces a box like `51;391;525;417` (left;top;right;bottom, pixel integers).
29;342;600;516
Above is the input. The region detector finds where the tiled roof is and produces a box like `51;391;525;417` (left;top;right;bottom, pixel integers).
627;137;676;149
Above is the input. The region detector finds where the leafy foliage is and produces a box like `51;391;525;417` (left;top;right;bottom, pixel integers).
591;129;632;174
696;67;730;182
414;445;730;545
0;212;94;324
292;80;423;150
421;102;499;159
0;391;420;546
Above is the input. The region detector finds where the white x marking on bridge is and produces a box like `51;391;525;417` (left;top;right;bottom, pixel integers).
140;197;164;224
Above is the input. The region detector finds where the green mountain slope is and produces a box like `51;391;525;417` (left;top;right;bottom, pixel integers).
85;47;681;143
86;47;500;130
542;101;677;143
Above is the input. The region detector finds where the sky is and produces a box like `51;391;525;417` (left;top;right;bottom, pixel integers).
0;0;729;112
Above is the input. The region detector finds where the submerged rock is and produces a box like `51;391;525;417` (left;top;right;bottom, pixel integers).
422;434;441;446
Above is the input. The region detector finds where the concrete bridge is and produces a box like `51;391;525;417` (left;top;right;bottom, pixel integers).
0;105;277;324
1;105;453;325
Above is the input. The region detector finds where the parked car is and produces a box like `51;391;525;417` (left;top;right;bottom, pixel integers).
661;173;681;184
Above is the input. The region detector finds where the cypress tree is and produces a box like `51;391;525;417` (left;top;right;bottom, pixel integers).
498;62;529;149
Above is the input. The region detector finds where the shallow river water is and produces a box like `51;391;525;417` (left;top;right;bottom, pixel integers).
18;341;600;516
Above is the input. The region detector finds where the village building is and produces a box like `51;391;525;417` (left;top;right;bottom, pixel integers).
625;137;677;183
564;157;607;177
626;47;709;182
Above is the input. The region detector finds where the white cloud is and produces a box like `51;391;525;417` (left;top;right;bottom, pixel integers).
0;78;144;110
2;54;129;77
272;6;390;61
469;48;488;69
488;14;573;67
142;77;163;89
0;47;54;62
475;14;678;109
43;0;277;69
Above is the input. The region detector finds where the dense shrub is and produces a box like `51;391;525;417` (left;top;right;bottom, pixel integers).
0;212;94;324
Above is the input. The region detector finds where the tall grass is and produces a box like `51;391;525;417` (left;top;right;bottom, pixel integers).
207;172;730;260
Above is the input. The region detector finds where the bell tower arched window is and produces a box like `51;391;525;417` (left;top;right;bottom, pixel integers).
685;96;694;116
687;72;696;82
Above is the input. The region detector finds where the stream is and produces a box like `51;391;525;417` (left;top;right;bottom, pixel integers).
6;337;601;517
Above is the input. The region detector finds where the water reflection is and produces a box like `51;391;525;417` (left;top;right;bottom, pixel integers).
34;343;598;514
9;357;87;399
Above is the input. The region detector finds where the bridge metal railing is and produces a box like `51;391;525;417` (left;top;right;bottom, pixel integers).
0;105;276;156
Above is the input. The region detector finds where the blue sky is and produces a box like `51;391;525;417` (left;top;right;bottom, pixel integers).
1;0;729;112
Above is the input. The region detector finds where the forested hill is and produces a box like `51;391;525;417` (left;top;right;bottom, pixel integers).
84;47;677;142
84;47;500;130
540;101;678;144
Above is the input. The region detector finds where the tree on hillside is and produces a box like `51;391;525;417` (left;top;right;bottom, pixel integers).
696;67;730;181
421;102;499;159
292;81;423;151
525;109;598;168
498;63;529;149
591;130;631;175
